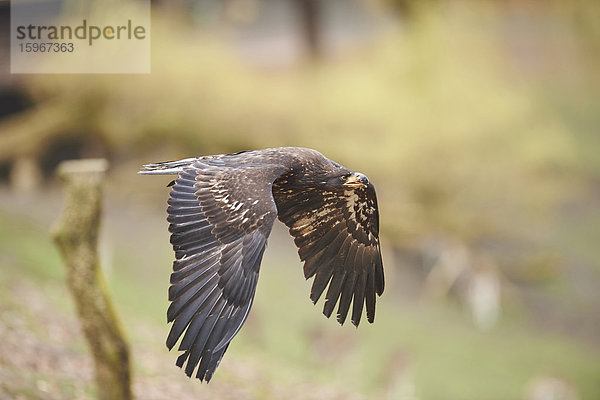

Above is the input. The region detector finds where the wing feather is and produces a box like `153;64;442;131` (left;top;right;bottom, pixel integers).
302;247;327;279
365;269;376;323
273;178;384;327
337;272;357;324
159;157;287;381
310;258;335;304
186;300;226;376
322;235;354;317
297;220;345;260
351;267;367;326
322;268;347;318
166;282;219;350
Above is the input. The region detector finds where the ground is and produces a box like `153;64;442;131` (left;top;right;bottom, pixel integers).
0;179;599;400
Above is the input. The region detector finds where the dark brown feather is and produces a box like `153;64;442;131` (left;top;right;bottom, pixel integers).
273;171;384;328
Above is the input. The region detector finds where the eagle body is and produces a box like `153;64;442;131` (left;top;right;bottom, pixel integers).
140;147;384;381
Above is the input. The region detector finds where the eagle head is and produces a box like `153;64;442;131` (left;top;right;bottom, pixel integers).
341;172;369;189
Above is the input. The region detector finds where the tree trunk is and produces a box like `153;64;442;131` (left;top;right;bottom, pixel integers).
52;159;132;400
294;0;322;59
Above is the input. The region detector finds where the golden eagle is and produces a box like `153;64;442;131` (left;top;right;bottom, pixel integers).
140;147;384;381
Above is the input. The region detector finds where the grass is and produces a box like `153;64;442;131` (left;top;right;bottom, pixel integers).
1;192;600;399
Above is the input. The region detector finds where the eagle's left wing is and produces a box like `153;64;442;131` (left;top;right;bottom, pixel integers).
273;177;384;326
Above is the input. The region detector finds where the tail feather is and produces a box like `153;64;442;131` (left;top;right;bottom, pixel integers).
138;158;198;175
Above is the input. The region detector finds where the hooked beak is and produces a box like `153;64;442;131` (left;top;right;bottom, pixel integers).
343;172;369;188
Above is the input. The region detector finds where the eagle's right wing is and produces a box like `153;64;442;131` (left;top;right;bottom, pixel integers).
142;156;286;381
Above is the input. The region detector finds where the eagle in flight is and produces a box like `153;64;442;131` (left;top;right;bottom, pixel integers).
140;147;384;382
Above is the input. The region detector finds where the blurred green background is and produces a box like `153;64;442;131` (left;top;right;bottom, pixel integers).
1;0;599;399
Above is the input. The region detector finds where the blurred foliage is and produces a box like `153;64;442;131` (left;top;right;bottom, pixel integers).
11;0;597;253
2;1;600;399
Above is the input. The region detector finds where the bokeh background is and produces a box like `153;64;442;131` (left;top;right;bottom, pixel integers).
1;0;599;399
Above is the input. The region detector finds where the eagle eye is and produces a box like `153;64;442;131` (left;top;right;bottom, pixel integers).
340;173;350;182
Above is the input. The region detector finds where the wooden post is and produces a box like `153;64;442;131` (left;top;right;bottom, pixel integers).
52;159;132;400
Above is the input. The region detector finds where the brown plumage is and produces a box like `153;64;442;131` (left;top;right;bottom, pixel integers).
140;147;384;382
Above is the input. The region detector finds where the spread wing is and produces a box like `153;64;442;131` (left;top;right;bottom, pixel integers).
273;177;384;326
162;158;283;382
